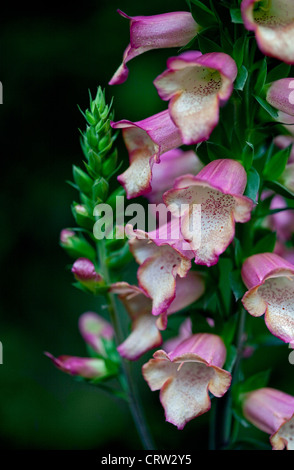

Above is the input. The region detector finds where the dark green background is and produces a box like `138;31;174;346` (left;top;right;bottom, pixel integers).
1;0;293;450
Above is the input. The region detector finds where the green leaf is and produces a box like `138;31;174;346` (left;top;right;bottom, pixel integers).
189;0;217;27
197;34;223;53
264;180;294;200
266;63;291;84
263;146;291;181
230;8;243;24
244;167;260;202
237;370;271;397
224;345;237;373
254;95;279;120
234;237;243;268
254;57;267;95
242;141;254;171
229;270;246;301
233;37;246;69
234;65;248;91
252;232;277;254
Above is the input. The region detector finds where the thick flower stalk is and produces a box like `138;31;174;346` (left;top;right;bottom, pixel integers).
111;110;183;199
241;252;294;344
109;10;199;85
154;51;238;145
142;333;232;429
241;0;294;64
110;271;204;360
242;387;294;450
164;159;254;266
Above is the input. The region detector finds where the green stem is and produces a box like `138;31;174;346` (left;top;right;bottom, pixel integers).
97;239;155;450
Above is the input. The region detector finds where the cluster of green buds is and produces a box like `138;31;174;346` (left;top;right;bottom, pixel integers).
59;88;132;294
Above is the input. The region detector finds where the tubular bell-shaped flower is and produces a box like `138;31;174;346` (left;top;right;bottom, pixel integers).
78;312;114;356
269;195;294;242
266;78;294;116
243;387;294;450
111;110;183;199
45;313;117;380
153;51;237;145
142;333;232;429
146;149;203;204
109;10;199;85
241;0;294;64
241;253;294;344
164;159;254;267
110;272;204;360
45;353;108;379
127;223;194;316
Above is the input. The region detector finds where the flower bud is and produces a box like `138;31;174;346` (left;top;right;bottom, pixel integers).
92;177;109;202
59;229;96;260
78;312;114;357
72;165;93;195
45;352;108;380
71;258;106;293
72;204;94;231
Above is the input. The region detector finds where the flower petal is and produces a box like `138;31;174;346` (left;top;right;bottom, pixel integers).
112;111;182;198
109;10;199;85
241;0;294;64
154;52;237;145
78;312;114;354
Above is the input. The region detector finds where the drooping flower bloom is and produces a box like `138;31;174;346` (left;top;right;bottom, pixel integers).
127;223;194;316
142;333;232;429
71;258;105;293
269;195;294;242
241;252;294;344
109;10;199;85
241;0;294;64
146;149;203;204
153;51;237;145
164;159;254;267
266;78;294;116
45;353;108;379
111;272;204;360
243;387;294;450
45;313;117;379
111;110;183;199
78;312;114;356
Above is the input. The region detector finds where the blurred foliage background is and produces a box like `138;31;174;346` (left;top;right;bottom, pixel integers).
1;0;293;450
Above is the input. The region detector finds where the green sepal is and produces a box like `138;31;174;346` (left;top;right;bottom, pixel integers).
92;177;109;202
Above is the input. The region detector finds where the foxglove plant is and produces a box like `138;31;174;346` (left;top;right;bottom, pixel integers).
49;0;294;452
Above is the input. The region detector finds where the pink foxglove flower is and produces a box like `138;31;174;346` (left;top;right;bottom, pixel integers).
243;387;294;450
78;312;114;356
45;353;108;379
71;258;104;292
241;252;294;344
153;51;237;145
127;223;194;316
111;272;204;360
142;333;232;429
241;0;294;64
269;195;294;242
164;159;254;267
267;78;294;117
275;241;294;265
111;110;182;199
109;10;199;85
146;149;203;204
